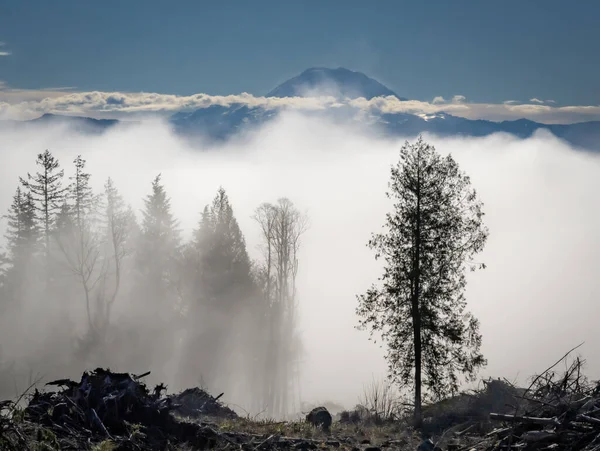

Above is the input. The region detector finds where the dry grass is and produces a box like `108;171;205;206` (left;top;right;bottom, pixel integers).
201;415;421;449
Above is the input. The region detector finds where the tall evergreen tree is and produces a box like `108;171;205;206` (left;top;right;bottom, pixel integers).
138;174;181;291
4;187;39;261
130;174;181;381
54;201;75;235
19;150;68;262
178;188;257;394
1;187;40;311
356;136;488;427
69;155;97;230
198;187;253;305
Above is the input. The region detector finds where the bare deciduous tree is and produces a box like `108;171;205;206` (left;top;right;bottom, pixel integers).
254;198;308;419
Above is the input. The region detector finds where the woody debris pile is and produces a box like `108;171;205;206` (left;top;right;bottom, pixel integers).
3;352;600;451
436;353;600;451
0;368;233;450
0;368;363;450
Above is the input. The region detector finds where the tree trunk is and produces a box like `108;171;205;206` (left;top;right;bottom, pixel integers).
413;296;422;428
413;148;423;429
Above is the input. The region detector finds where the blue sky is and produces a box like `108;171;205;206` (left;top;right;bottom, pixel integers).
1;0;599;105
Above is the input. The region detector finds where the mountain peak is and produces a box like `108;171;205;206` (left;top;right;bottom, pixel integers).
266;67;406;100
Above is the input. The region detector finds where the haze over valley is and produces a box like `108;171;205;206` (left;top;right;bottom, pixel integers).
1;110;599;410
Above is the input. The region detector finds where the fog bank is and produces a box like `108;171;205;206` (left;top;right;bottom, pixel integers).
1;113;599;410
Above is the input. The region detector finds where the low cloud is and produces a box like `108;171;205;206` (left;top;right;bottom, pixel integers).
350;96;600;124
0;88;599;125
530;98;545;104
0;41;10;56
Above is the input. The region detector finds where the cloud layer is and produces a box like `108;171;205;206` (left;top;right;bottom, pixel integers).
1;87;600;124
0;41;10;57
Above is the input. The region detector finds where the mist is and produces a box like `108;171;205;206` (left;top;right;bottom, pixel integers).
1;112;599;414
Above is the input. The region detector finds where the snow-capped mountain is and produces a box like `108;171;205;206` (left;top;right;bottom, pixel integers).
266;67;406;100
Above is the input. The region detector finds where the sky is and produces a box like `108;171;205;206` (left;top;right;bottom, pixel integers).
1;0;599;107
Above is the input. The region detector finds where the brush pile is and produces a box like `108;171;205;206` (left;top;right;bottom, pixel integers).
0;368;233;450
453;353;600;450
0;368;355;450
170;387;237;420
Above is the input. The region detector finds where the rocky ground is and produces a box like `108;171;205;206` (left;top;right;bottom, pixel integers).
2;356;600;450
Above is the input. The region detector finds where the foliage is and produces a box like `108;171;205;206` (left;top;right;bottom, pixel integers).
0;150;308;420
19;149;68;254
356;136;488;425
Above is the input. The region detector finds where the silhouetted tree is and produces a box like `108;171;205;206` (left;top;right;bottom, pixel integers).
136;174;181;305
54;156;103;335
4;187;39;261
179;188;258;396
69;155;98;230
1;187;40;311
356;136;488;427
199;188;253;306
19;149;68;262
254;198;308;418
98;177;136;327
133;174;181;379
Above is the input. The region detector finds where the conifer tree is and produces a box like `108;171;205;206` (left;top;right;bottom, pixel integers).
356;136;488;427
69;155;97;230
1;187;40;310
4;187;39;261
55;201;74;235
138;174;181;290
19;150;68;259
178;188;257;394
133;174;181;381
134;174;181;327
199;187;253;305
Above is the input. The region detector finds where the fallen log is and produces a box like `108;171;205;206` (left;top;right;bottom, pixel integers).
489;413;560;426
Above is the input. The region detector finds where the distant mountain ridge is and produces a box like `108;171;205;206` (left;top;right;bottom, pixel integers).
3;68;600;151
0;113;121;135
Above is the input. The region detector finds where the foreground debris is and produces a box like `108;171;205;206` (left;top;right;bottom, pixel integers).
480;355;600;450
0;368;366;450
170;387;237;420
0;368;420;450
3;351;600;450
0;368;228;450
429;349;600;451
